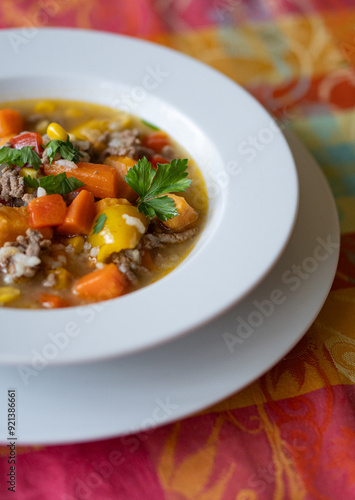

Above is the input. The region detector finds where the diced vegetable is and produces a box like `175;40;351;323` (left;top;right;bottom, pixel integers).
0;109;23;138
19;167;40;180
88;204;148;262
69;119;110;141
34;101;56;114
0;287;20;305
143;131;169;152
0;134;16;147
151;155;170;169
47;122;68;142
56;189;95;236
38;227;54;240
141;250;154;271
104;156;138;202
45;268;73;290
0;206;30;247
74;263;128;301
27;194;67;228
39;293;70;309
10;132;43;155
44;161;119;199
161;194;198;232
95;198;131;214
63;235;85;254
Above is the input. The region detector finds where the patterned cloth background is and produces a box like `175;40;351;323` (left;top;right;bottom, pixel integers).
1;0;355;498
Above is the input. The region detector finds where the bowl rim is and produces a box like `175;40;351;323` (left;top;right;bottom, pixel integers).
0;28;299;365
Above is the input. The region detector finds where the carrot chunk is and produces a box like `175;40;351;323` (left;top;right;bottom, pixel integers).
104;156;138;202
27;194;67;228
0;109;24;138
0;206;30;247
162;194;198;232
39;294;70;309
0;134;16;147
56;189;96;236
74;263;127;301
143;132;169;153
43;162;119;199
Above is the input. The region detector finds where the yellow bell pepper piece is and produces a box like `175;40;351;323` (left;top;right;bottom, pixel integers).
46;268;73;290
88;205;148;262
47;122;68;142
69;119;110;141
0;287;20;305
63;236;85;254
19;167;39;180
95;198;131;214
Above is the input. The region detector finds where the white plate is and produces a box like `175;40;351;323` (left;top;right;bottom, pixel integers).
0;133;339;444
0;29;299;364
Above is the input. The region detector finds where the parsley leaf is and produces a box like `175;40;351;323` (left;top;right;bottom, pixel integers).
43;136;84;165
125;157;192;221
23;175;40;189
141;119;160;131
23;173;85;196
20;147;42;171
139;196;178;220
0;146;42;171
93;213;107;234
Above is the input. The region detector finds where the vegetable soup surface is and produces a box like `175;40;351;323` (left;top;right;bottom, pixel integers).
0;100;208;309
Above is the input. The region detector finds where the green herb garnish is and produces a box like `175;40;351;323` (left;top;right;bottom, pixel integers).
24;173;85;196
93;213;107;234
141;119;160;131
43;136;84;165
0;146;42;171
125;157;192;221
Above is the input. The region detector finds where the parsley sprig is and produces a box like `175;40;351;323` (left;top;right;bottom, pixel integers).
0;146;42;171
125;157;192;221
24;173;85;196
93;213;107;234
43;136;84;165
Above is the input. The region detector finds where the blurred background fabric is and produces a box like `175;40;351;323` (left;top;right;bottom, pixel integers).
1;1;355;498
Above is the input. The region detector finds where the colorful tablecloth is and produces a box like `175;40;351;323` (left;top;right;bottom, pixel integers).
1;1;355;498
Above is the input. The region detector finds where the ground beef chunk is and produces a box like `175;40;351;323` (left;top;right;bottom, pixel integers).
100;129;153;162
0;229;51;281
0;167;25;203
72;139;93;163
111;249;148;285
138;228;198;250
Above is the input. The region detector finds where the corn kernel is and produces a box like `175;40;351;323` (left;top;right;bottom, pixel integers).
65;108;83;119
47;122;68;142
0;287;20;305
35;119;50;135
63;236;85;254
34;101;56;114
